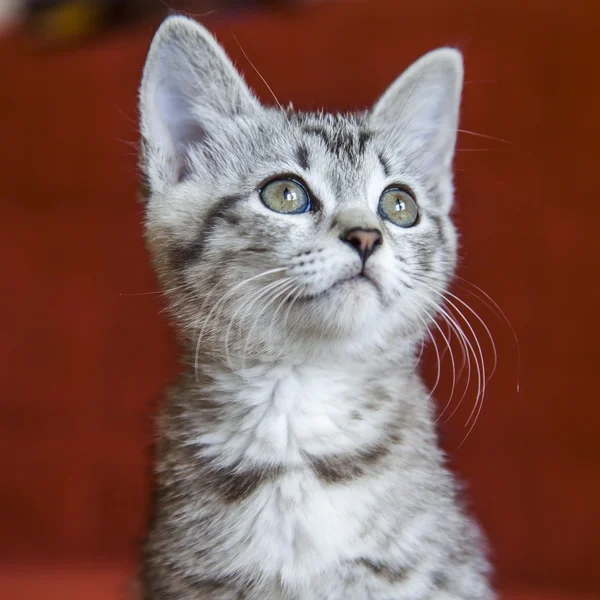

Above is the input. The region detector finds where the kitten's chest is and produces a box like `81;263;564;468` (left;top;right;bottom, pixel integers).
199;364;395;580
207;363;391;463
229;464;377;586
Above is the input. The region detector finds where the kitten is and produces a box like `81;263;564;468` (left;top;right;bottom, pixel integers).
138;15;494;600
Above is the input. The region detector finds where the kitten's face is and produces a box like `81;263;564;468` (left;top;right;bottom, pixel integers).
140;17;463;362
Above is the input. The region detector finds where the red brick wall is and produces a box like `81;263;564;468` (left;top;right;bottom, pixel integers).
1;1;599;596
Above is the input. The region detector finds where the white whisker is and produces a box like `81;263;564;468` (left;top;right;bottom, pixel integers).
438;287;498;382
416;278;497;431
413;280;489;446
455;275;521;394
409;335;426;374
194;266;288;380
423;307;457;414
224;277;293;369
233;35;284;113
416;314;441;401
280;285;305;342
267;282;301;348
117;285;187;297
411;288;480;432
240;279;298;363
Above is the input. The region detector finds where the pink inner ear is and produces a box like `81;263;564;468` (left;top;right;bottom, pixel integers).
149;67;210;182
368;49;463;174
173;122;208;182
140;19;261;187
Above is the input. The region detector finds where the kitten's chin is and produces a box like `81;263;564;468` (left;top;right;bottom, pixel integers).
292;276;384;338
302;274;382;305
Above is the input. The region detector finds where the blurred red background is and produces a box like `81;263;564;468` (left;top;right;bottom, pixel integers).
1;0;599;598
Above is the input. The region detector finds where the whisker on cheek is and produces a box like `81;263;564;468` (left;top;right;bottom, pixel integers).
239;278;297;363
224;277;294;368
192;266;288;379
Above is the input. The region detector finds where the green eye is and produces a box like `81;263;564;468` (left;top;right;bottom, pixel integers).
378;187;419;228
260;178;311;214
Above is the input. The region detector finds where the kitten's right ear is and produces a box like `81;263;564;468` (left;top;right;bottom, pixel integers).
139;16;260;189
369;48;463;175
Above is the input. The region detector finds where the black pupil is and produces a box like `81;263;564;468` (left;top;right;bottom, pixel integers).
284;187;296;203
395;197;406;212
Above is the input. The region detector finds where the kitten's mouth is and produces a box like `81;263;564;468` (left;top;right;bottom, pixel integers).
298;273;381;302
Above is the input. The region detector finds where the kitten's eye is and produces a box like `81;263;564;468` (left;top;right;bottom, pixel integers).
378;187;419;228
260;179;311;214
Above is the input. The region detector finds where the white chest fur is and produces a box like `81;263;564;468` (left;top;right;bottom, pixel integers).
196;362;397;468
189;362;402;585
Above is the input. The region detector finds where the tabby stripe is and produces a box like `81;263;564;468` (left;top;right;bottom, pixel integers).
170;195;244;268
378;152;391;177
308;444;390;484
358;558;409;583
295;144;310;170
301;124;373;161
205;464;284;503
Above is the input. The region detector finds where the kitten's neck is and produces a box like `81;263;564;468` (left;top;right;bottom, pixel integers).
179;350;427;469
185;328;421;374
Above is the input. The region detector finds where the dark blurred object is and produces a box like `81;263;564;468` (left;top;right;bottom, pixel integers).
22;0;306;45
0;1;24;32
174;0;306;11
24;0;154;44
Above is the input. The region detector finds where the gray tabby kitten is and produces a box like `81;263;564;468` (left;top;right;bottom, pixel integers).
138;15;494;600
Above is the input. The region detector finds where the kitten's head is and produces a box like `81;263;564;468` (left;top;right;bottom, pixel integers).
139;17;463;364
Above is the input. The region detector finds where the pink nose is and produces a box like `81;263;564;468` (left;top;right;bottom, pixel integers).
342;228;382;263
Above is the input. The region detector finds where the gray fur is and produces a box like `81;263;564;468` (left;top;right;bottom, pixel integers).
138;16;494;600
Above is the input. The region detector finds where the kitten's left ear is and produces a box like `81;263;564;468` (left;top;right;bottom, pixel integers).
139;16;261;188
369;48;463;173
